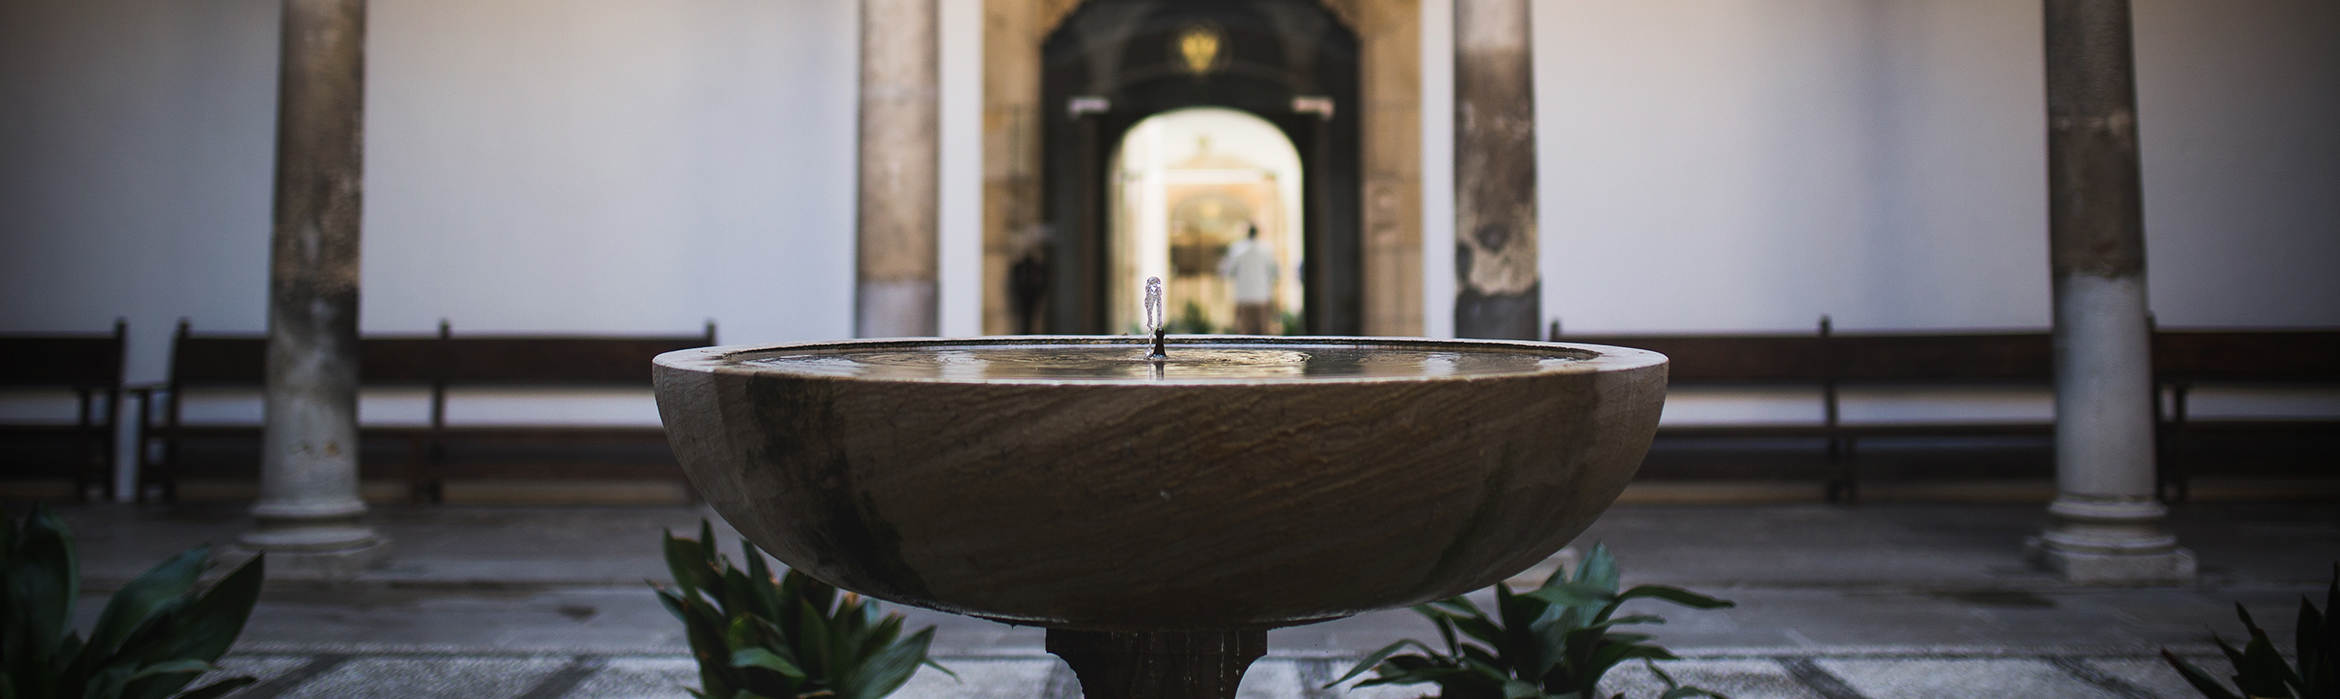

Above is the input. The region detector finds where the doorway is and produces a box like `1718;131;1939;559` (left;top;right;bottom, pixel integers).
1108;108;1306;334
1038;0;1360;335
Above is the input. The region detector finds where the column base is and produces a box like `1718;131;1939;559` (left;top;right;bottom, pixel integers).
220;537;390;580
2024;537;2195;584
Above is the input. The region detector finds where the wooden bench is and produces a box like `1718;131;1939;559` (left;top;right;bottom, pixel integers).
410;320;716;503
134;321;439;502
1556;319;2055;502
2153;329;2340;500
136;320;715;503
1557;321;2340;502
0;320;127;501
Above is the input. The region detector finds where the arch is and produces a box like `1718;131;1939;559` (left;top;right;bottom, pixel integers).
1108;107;1307;333
1038;0;1361;334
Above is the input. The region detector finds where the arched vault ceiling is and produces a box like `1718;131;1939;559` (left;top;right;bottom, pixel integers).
1040;0;1363;37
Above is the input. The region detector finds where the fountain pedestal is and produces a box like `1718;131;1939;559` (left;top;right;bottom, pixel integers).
1047;629;1267;699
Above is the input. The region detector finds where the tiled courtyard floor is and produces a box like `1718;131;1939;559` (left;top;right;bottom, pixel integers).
197;649;2232;699
46;501;2338;698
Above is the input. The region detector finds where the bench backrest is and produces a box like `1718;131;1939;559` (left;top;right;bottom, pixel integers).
1828;333;2051;384
2154;330;2340;384
1558;334;1831;384
437;333;714;387
166;320;715;390
1559;322;2052;386
168;323;442;389
0;320;125;389
1562;325;2334;388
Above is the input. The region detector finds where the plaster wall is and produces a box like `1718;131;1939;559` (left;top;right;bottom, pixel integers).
1524;0;2339;335
0;0;863;384
2;0;2334;440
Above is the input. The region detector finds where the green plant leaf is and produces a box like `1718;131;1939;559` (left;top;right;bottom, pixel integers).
1414;604;1462;657
1329;640;1446;686
121;659;217;682
113;553;265;699
1574;545;1619;593
732;648;807;680
2162;649;2243;699
741;542;779;622
2238;627;2301;698
2297;595;2324;698
838;626;934;699
1523;584;1616;608
8;506;79;677
78;546;208;670
665;530;716;603
795;597;834;681
1613;586;1735;611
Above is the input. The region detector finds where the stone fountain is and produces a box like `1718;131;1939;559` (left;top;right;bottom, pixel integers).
651;293;1666;699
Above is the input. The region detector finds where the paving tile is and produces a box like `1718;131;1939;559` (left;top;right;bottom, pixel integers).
1330;677;1434;699
281;656;569;699
2086;656;2233;699
1234;659;1304;699
199;655;312;697
1598;659;1828;699
896;658;1060;699
1819;658;2121;699
567;656;698;699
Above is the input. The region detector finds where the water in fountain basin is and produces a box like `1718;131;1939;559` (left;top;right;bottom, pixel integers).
737;341;1593;382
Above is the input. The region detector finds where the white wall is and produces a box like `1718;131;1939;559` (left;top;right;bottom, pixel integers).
5;0;2336;359
2131;0;2340;327
1523;0;2340;334
1;0;862;384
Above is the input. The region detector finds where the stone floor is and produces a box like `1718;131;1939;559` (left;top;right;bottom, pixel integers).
43;501;2339;699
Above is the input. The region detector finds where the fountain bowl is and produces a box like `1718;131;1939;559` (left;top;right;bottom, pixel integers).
652;336;1666;631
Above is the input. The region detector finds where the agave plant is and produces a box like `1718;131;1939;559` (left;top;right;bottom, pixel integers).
2;505;264;699
653;521;950;699
2163;563;2335;699
1332;544;1734;699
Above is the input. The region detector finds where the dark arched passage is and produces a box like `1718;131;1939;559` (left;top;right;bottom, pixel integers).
1041;0;1361;334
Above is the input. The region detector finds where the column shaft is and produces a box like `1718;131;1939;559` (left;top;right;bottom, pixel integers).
246;0;383;575
2030;0;2191;583
856;0;941;338
1452;0;1539;340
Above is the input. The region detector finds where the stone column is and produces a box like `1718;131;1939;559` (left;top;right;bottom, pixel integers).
1451;0;1539;340
243;0;385;576
856;0;940;338
2025;0;2192;584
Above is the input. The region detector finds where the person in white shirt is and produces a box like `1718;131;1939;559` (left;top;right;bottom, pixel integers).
1218;223;1280;335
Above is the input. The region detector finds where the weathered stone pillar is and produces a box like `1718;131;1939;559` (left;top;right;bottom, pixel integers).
856;0;940;338
243;0;385;576
2025;0;2192;584
1451;0;1539;340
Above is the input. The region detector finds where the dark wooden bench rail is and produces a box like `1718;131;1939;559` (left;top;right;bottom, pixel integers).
2153;329;2340;500
133;320;439;502
135;319;716;503
1557;318;2055;502
413;320;717;503
1554;320;2339;502
0;320;127;501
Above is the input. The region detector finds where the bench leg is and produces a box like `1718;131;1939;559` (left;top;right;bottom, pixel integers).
1823;437;1860;504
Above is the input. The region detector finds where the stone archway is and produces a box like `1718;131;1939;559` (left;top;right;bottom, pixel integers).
982;0;1420;336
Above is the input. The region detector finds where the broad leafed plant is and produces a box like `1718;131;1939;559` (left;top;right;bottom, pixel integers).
1332;544;1734;699
654;521;951;699
2;505;264;699
2163;563;2335;699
